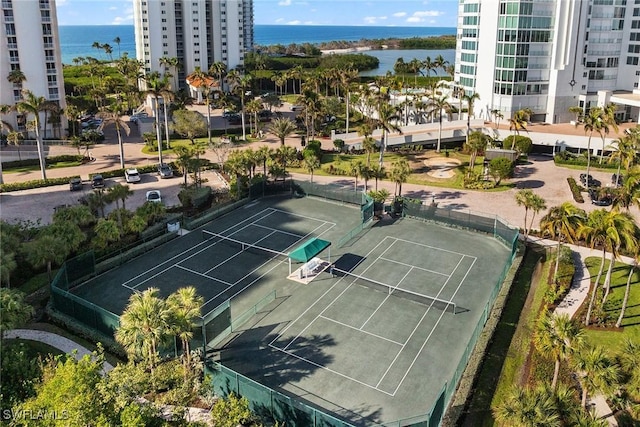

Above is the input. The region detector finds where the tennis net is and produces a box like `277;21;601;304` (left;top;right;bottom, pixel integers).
202;230;289;261
331;267;457;314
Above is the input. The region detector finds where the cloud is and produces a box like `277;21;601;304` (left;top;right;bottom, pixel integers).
109;6;117;10
364;15;387;24
278;0;291;5
111;14;133;25
393;12;407;18
406;10;444;23
286;20;301;25
275;18;284;23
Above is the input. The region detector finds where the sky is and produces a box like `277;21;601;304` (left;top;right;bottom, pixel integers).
54;0;459;27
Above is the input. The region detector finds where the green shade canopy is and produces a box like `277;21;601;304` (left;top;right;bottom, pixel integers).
289;238;331;263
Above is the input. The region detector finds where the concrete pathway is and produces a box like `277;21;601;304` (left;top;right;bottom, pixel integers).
3;328;114;373
527;237;622;426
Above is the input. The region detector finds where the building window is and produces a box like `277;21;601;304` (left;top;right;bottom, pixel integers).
629;44;640;53
162;19;166;22
627;56;639;65
48;87;58;98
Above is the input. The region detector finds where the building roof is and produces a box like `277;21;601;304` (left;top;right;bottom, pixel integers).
185;74;219;90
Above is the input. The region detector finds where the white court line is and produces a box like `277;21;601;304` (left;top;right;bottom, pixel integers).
390;256;477;396
202;222;335;318
279;240;399;352
130;215;275;290
389;236;477;259
379;257;452;277
251;223;304;238
175;265;234;287
268;238;392;349
375;254;466;390
123;208;276;289
203;230;277;276
319;315;405;346
267;344;394;396
359;266;414;332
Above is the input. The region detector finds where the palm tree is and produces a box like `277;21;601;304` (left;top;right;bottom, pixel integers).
113;36;121;58
429;94;453;153
534;310;584;390
491;108;504;130
160;86;174;149
494;385;561;427
303;152;320;182
509;108;531;136
7;69;26;88
577;107;607;182
339;67;359;133
209;61;227;92
256;146;272;177
0;288;34;334
349;159;363;191
107;183;133;211
97;102;130;169
174;146;194;186
0;248;17;288
515;189;547;240
269;117;297;146
598;104;619;165
115;287;170;372
15;90;56;180
25;235;67;284
6;131;23;161
374;103;402;167
578;209;637;325
608;134;637;187
617;256;638;328
572;345;620;408
462;91;481;145
167;287;203;369
390;159;411;196
422;56;436;89
143;72;170;165
226;69;251;141
467;130;490;172
540;202;586;282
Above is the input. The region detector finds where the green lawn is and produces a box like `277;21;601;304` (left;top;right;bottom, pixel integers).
7;339;65;358
583;257;640;352
4;160;84;174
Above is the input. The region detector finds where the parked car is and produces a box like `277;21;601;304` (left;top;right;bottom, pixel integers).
69;177;83;191
223;110;237;118
579;173;600;188
146;190;162;203
91;174;105;189
130;112;148;124
157;163;173;178
227;113;242;125
589;188;613;206
290;105;304;111
611;173;624;187
125;168;141;183
258;110;273;122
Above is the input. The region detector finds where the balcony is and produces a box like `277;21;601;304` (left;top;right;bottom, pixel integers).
45;56;54;61
48;80;57;87
41;16;50;22
4;15;13;22
7;42;16;49
2;1;12;9
47;68;56;75
9;56;19;63
43;42;53;48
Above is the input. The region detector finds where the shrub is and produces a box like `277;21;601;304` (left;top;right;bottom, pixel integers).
0;176;72;193
566;177;584;203
554;151;618;170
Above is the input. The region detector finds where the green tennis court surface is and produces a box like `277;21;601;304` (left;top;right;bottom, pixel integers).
71;194;514;425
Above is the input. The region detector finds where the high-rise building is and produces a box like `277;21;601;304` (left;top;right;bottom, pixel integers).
455;0;640;125
133;0;254;90
0;0;66;137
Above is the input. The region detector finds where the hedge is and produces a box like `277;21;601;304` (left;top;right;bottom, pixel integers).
567;177;584;203
554;151;619;170
3;155;85;170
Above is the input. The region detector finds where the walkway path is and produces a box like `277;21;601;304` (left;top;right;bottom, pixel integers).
528;237;623;426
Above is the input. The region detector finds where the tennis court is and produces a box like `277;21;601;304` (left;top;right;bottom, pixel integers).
72;199;352;320
215;204;514;426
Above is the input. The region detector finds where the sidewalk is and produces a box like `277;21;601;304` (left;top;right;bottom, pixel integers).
527;236;621;426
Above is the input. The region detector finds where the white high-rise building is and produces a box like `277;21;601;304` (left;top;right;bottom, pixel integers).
0;0;66;138
455;0;640;125
133;0;254;90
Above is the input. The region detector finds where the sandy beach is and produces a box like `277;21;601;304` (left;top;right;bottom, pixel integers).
320;46;373;55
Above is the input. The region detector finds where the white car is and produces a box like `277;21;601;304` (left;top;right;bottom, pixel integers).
146;190;162;203
124;168;141;183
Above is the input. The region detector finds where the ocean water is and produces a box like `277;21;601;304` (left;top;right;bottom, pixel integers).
59;25;456;75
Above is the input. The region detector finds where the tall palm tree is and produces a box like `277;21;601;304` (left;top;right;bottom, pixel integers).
422;56;436;89
540;202;586;282
340;67;359;133
572;345;620;408
209;61;227;92
429;94;453;153
608;134;638;186
509;108;531;136
167;286;203;369
25;235;67;284
390;159;411;196
598;104;619;165
269;117;297;146
143;72;170;165
256;145;272;177
107;183;133;234
514;189;547;240
15;90;56;180
374;103;402;167
115;287;170;372
97;102;130;169
462;91;481;145
534;310;584;390
617;256;638;328
226;69;251;141
113;36;121;58
578;209;637;325
7;69;26;88
159;86;174;149
577;107;607;182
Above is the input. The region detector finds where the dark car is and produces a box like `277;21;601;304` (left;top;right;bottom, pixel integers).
69;177;83;191
227;113;242;125
611;173;624;187
258;110;273;122
579;173;600;188
589;188;613;206
91;174;105;189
